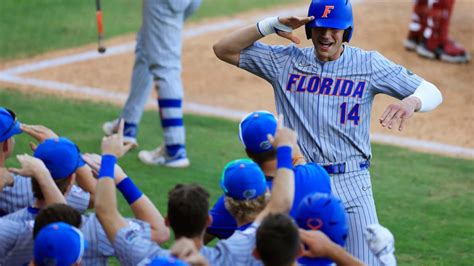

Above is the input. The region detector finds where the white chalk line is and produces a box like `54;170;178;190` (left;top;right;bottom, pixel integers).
0;4;472;158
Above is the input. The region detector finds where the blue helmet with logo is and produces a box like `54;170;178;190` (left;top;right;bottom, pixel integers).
295;193;348;265
305;0;354;42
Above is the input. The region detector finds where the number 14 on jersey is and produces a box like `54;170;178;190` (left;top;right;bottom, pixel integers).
340;102;360;125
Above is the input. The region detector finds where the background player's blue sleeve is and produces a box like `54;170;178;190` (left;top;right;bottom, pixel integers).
289;163;332;217
370;51;423;99
207;195;238;239
239;42;294;83
114;226;169;266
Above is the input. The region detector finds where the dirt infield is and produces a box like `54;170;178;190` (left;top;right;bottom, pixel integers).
0;1;473;153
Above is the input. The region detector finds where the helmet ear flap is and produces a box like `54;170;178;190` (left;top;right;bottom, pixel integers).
343;27;352;42
305;25;312;39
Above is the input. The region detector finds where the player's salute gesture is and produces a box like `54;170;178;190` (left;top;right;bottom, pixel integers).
260;16;315;44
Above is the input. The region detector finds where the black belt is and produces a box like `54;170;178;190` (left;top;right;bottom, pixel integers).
322;160;370;174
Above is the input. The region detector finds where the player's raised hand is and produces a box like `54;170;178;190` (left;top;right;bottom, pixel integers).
9;154;50;180
379;97;421;131
0;167;14;188
101;119;134;158
299;229;333;258
83;153;127;182
21;124;58;143
171;238;209;266
268;114;297;148
277;16;314;44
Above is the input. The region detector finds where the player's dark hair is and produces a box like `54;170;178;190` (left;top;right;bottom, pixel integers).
31;176;71;200
245;149;277;165
33;203;82;239
167;184;210;239
256;213;300;266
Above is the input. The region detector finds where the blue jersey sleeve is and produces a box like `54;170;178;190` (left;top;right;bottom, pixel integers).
207;195;238;239
239;42;294;83
370;51;422;99
289;163;332;217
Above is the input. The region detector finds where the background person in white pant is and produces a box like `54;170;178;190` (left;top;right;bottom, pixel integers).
103;0;201;168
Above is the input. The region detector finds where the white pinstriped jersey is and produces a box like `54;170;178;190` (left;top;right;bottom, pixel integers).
201;222;262;266
114;227;170;266
81;214;152;266
0;213;150;266
240;43;422;164
0;174;90;216
0;218;34;266
114;223;261;266
2;206;39;222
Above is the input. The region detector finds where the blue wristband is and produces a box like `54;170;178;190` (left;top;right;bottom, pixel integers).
98;154;117;179
277;146;292;169
117;177;143;205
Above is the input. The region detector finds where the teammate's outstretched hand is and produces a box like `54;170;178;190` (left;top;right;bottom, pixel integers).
0;167;14;188
299;229;334;258
83;153;127;182
379;97;421;131
9;154;50;180
171;238;209;266
277;16;314;44
268;114;297;148
101;119;134;157
21;124;59;151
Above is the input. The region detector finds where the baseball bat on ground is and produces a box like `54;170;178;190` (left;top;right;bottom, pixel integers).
96;0;106;53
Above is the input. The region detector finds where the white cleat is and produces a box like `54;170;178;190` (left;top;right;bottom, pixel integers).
403;39;418;51
138;145;190;168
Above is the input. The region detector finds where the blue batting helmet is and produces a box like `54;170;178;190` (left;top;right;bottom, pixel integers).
305;0;354;42
295;193;348;265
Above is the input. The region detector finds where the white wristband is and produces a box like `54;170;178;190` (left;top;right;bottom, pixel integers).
411;80;443;112
257;16;293;36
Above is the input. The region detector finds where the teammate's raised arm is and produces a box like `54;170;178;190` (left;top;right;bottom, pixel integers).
95;120;133;242
299;229;365;266
10;154;66;206
255;115;296;223
213;16;314;66
84;151;170;244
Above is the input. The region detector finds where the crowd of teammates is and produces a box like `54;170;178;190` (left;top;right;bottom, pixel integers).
0;0;448;264
0;106;396;266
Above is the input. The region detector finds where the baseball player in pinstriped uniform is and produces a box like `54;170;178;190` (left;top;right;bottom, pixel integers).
102;0;201;168
1;136;168;265
33;222;86;266
0;111;90;216
213;0;443;264
254;213;364;266
0;153;68;265
94;119;296;265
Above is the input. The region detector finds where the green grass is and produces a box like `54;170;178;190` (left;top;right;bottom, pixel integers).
0;0;301;60
0;89;472;265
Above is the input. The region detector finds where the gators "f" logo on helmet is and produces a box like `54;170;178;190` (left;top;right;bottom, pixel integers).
322;5;334;18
